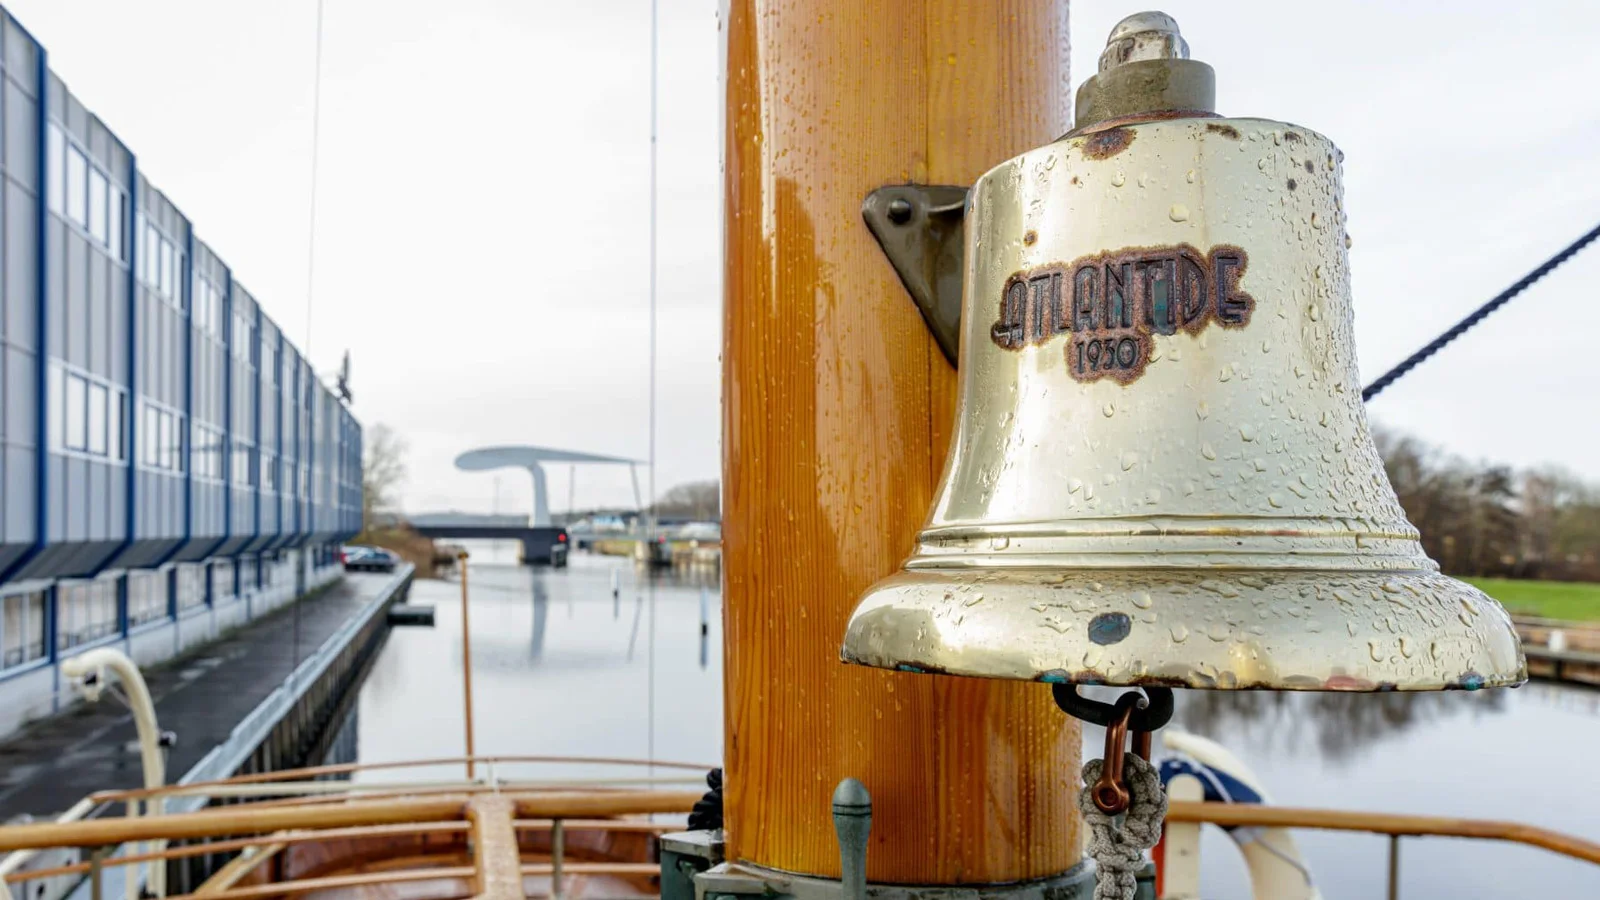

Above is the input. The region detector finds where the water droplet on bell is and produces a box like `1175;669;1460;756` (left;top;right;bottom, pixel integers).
1132;592;1153;609
1111;172;1126;187
1201;442;1216;460
1121;451;1139;471
1103;402;1116;417
1399;636;1414;659
1068;478;1083;494
1185;169;1197;183
1170;623;1189;643
1240;424;1257;441
1344;233;1353;249
1083;646;1103;668
1169;203;1190;222
1206;622;1231;642
1368;640;1385;662
1196;401;1210;420
990;536;1010;550
1267;494;1284;508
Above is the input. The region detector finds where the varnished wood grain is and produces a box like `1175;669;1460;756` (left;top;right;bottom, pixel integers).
722;0;1078;884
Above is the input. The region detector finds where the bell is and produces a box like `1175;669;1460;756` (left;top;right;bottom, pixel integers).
842;13;1525;692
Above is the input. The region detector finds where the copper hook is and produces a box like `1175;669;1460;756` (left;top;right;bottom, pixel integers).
1091;694;1142;814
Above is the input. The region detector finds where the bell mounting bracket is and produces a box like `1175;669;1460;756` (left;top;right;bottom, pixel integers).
862;185;969;367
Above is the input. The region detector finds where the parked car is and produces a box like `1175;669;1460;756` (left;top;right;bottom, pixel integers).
343;546;399;573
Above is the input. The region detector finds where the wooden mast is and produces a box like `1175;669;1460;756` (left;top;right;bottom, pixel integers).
722;0;1079;884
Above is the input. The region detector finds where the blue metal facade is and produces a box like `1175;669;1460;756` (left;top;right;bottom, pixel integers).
0;4;363;682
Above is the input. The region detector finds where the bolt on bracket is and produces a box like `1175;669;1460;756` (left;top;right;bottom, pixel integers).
862;185;969;367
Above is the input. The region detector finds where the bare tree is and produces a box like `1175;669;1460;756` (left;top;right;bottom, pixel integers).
363;423;408;528
652;480;720;520
1373;424;1600;581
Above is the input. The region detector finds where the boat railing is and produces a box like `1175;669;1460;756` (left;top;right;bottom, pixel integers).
0;755;707;900
1165;798;1600;900
5;758;1596;900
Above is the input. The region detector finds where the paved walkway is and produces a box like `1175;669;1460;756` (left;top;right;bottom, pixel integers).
0;574;396;820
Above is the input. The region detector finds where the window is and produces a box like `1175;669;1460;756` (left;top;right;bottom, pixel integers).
233;311;253;360
193;277;225;338
2;592;47;669
233;445;253;487
65;374;87;451
66;145;87;226
54;365;126;461
47;124;64;214
211;560;236;603
88;168;108;244
58;578;119;651
239;558;258;594
87;382;108;455
163;411;180;472
192;422;224;481
141;401;186;473
113;395;126;462
128;571;168;626
143;404;159;467
194;278;210;334
261;451;278;492
159;241;172;297
175;565;205;610
142;223;157;285
110;189;125;262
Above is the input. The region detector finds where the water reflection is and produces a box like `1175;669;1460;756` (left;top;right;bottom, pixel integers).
531;580;547;662
355;559;1598;897
1174;687;1511;767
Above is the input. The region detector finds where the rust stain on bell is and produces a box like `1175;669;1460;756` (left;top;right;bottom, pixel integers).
1205;122;1240;140
1081;126;1134;159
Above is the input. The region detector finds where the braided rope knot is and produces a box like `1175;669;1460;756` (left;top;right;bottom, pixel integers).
1080;754;1168;900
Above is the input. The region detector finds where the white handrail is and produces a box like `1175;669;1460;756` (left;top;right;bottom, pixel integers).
59;649;167;900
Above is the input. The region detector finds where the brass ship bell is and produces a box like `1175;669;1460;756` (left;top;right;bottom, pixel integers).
844;12;1525;693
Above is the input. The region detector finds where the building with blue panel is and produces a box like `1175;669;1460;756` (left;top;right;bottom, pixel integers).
0;5;363;738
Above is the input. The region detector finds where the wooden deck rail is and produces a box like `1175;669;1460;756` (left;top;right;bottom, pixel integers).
164;862;662;900
0;792;700;853
7;813;688;883
91;755;713;804
1167;800;1600;865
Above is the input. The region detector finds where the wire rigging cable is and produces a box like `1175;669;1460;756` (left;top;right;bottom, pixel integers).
303;0;327;365
1362;221;1600;402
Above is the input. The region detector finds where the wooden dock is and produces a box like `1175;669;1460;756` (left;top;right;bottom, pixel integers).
1514;616;1600;688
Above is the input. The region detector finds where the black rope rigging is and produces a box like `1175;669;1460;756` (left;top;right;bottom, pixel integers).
1362;221;1600;402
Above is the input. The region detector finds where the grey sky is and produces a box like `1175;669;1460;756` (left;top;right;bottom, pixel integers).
12;1;1599;515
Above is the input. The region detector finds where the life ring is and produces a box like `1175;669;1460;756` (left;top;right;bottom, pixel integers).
1155;731;1322;900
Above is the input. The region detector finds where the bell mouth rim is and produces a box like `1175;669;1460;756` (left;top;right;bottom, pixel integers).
841;566;1526;693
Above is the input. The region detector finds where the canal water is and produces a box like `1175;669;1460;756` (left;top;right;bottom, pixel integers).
352;553;1600;898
